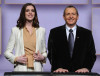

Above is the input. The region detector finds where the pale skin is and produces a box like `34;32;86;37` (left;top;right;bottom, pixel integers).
54;68;69;73
15;5;44;64
54;7;89;73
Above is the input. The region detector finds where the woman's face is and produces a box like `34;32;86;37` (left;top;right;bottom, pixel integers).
25;5;35;21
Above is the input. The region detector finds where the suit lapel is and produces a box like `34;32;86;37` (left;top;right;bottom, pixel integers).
61;25;68;44
20;29;25;55
60;25;70;57
36;28;39;53
72;26;81;58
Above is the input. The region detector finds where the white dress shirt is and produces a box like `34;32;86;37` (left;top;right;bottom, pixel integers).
66;24;77;41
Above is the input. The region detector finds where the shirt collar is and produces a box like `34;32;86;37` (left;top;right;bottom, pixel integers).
66;24;77;31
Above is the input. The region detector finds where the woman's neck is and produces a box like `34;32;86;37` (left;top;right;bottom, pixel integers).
25;20;33;27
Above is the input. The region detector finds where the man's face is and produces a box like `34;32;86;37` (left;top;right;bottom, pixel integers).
63;7;79;27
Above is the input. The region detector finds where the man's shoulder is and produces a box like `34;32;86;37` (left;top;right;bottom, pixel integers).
50;25;65;32
77;26;91;33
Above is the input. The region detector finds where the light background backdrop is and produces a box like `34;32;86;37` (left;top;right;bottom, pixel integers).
0;0;100;76
5;0;88;4
0;7;1;54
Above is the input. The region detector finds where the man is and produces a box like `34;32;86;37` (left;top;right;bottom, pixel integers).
48;6;96;73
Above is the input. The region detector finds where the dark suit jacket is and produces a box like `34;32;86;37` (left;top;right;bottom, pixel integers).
48;25;96;72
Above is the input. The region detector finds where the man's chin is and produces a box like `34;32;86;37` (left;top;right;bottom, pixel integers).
67;24;76;27
66;21;77;26
69;24;75;26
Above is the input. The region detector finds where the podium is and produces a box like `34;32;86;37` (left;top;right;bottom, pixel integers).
4;72;100;76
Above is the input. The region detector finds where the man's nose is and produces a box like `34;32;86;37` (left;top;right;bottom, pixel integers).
69;14;73;18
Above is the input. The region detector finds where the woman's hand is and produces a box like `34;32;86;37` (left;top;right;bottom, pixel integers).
16;55;27;64
33;51;44;61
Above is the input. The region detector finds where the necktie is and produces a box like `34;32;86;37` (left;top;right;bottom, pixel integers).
68;29;74;57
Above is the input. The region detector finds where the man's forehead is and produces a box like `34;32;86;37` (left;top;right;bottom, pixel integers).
65;8;77;14
65;7;76;11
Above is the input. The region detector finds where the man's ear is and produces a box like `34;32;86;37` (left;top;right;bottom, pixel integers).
77;15;79;20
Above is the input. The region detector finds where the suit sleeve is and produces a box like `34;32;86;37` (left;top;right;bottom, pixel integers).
4;28;16;64
48;30;53;65
84;31;96;71
48;30;58;71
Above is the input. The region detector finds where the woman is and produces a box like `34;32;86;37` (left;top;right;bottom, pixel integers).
4;3;47;71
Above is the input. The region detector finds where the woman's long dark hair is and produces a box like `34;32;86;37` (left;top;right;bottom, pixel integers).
16;3;39;29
